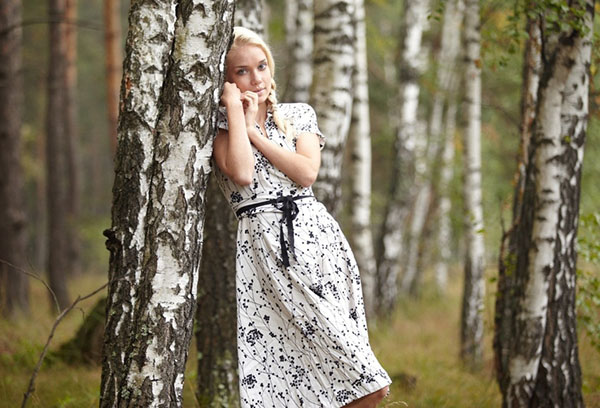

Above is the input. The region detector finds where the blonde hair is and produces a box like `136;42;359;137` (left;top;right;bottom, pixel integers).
229;26;296;141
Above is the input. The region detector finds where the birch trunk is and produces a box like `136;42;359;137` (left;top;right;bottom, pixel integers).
104;0;122;157
460;0;485;368
284;0;313;103
99;1;234;406
375;0;429;313
310;0;355;216
495;2;593;406
435;101;457;292
0;0;29;317
494;11;541;395
432;0;464;293
47;0;71;310
347;0;376;317
195;3;262;405
234;0;265;36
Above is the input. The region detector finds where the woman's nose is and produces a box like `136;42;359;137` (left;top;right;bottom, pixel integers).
250;70;261;84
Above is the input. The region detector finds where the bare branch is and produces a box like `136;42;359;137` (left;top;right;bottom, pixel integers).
21;281;108;408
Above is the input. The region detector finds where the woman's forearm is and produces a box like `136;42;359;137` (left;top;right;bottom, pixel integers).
249;130;320;188
223;103;255;185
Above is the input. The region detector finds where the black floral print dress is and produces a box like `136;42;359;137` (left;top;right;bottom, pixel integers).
214;103;391;407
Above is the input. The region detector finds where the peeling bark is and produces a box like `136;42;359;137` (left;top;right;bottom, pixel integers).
460;0;485;368
495;2;593;406
99;1;234;407
310;0;355;217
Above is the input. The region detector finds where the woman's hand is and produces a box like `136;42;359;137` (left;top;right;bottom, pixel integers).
241;91;259;130
221;82;242;108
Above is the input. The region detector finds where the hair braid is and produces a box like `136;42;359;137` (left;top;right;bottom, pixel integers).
268;80;296;143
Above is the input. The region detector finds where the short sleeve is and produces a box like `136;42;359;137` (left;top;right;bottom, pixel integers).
293;104;325;150
216;106;228;131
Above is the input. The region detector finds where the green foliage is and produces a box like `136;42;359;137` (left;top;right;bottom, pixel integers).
577;212;600;355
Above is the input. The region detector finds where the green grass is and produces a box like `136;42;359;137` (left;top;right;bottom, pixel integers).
0;269;598;407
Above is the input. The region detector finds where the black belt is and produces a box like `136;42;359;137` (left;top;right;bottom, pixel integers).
236;195;313;267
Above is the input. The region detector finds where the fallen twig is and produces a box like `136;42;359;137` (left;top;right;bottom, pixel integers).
21;281;108;408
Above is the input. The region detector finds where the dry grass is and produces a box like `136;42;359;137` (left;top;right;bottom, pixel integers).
0;268;598;407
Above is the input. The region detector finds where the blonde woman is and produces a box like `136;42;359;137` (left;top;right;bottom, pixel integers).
212;27;391;408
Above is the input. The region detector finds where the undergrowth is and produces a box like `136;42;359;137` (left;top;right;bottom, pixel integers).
0;267;598;407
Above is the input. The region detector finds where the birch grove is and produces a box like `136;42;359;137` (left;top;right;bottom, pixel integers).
310;0;355;217
100;1;234;406
375;0;430;312
495;1;593;406
0;0;29;316
348;0;377;317
195;2;263;405
460;0;485;368
284;0;313;103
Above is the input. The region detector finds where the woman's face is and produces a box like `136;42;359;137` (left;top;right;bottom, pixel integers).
226;44;272;104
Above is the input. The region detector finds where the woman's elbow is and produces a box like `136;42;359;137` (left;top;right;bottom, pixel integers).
298;169;318;188
232;172;253;186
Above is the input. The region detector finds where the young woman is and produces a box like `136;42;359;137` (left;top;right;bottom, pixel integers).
212;27;392;408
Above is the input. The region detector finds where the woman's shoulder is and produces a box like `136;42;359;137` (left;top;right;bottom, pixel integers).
277;102;316;119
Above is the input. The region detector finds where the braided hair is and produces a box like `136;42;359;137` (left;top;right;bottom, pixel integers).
230;27;296;142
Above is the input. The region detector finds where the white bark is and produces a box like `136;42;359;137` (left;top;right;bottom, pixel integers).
348;0;376;317
310;0;355;216
376;0;430;312
285;0;313;103
432;0;464;293
460;0;485;367
234;0;264;36
100;1;234;406
505;6;593;403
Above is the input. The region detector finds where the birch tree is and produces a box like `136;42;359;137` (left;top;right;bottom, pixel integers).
348;0;376;316
495;8;541;390
432;0;464;293
375;0;430;312
234;0;264;36
47;0;71;309
460;0;485;368
0;0;29;317
99;1;234;406
310;0;355;216
195;2;263;405
284;0;313;103
495;1;593;405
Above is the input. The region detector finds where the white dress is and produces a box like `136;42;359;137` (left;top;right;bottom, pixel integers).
214;103;391;407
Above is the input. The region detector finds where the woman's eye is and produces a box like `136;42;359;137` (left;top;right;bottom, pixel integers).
236;68;247;75
258;63;267;70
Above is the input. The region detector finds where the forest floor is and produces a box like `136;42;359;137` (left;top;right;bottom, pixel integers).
0;268;598;408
